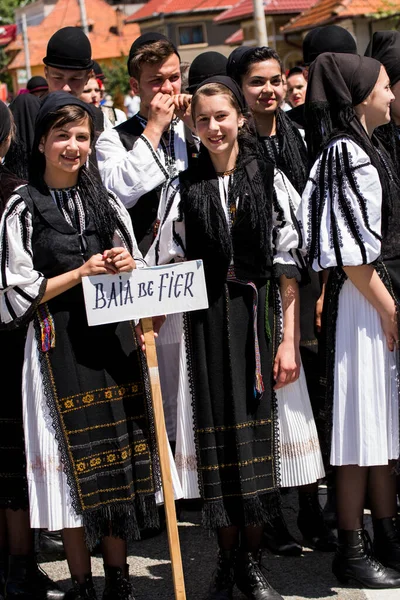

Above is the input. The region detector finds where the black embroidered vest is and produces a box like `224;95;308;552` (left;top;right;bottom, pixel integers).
115;115;197;255
17;185;103;306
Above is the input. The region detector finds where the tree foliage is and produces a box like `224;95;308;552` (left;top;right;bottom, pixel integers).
101;58;130;99
0;0;31;25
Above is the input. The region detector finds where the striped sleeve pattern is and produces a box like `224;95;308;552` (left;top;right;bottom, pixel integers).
0;194;46;328
272;168;306;280
300;137;382;271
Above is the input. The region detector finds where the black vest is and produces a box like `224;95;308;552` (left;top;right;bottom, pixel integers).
115;115;197;255
17;185;103;306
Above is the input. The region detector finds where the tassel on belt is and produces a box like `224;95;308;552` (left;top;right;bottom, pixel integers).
227;266;264;400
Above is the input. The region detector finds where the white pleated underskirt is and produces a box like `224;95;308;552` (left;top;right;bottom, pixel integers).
276;366;325;487
331;279;399;466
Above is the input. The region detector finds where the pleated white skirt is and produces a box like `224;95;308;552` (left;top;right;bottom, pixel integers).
276;366;325;487
331;279;399;466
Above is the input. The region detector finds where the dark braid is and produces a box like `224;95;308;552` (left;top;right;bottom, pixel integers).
29;106;117;249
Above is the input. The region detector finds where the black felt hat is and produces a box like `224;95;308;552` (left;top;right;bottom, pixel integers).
43;27;94;70
27;76;49;93
305;25;357;65
365;30;400;87
187;51;228;93
93;61;105;81
127;32;180;76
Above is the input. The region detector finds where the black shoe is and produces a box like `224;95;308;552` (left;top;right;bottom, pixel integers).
332;529;400;589
65;575;97;600
263;512;302;557
373;516;400;572
38;531;66;562
0;553;7;600
33;563;65;599
206;550;236;600
297;491;337;552
102;565;134;600
235;552;284;600
322;484;337;528
5;555;35;600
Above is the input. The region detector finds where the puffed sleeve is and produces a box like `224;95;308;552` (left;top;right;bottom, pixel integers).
0;194;46;328
300;137;382;271
272;168;306;280
108;192;145;266
145;176;186;266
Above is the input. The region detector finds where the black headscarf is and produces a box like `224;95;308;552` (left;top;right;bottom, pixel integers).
0;100;11;145
365;30;400;87
6;94;41;179
187;52;227;93
29;92;117;248
306;52;399;239
196;75;247;112
305;52;381;161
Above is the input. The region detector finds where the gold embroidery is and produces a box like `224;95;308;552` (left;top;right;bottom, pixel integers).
196;419;271;434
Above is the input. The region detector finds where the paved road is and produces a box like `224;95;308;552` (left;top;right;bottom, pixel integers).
41;489;399;600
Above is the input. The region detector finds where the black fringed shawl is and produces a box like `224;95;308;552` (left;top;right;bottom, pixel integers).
179;136;274;299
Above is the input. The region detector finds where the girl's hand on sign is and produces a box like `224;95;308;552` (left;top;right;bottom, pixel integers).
103;248;136;273
135;316;166;353
78;253;113;278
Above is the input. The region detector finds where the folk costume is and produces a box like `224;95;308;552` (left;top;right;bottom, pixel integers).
0;94;159;549
147;76;315;529
301;53;400;468
227;49;325;491
0;101;28;511
97;33;200;501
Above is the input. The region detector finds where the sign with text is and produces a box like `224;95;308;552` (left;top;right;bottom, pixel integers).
82;260;208;326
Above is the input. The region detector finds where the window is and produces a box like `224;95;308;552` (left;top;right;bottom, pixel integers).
178;24;205;46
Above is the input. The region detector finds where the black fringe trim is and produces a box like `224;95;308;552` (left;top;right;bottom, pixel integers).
271;281;282;489
82;494;159;550
201;491;281;530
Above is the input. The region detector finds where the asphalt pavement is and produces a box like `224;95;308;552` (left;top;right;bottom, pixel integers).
39;487;400;600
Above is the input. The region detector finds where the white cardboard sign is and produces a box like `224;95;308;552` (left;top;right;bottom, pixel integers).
82;260;209;326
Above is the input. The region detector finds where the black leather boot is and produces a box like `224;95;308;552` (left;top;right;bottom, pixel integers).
0;553;6;600
373;517;400;572
65;575;97;600
297;491;337;551
5;556;36;599
102;565;134;600
38;531;66;562
332;529;400;588
263;511;302;556
235;552;284;600
206;550;236;600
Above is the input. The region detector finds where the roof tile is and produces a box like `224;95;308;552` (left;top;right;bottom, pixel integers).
281;0;397;33
6;0;140;71
215;0;315;23
126;0;233;22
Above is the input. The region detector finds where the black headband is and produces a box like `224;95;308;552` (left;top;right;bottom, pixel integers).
0;100;12;145
195;76;247;112
127;32;180;76
33;92;95;149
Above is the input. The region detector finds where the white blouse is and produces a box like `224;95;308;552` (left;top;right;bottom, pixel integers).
300;137;382;271
0;188;142;327
145;167;304;274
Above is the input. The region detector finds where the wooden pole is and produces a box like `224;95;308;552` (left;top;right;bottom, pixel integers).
141;317;187;600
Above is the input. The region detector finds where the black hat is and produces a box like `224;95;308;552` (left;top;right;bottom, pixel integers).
127;32;180;76
43;27;94;70
287;66;305;78
365;30;400;87
305;25;357;65
27;76;49;93
93;61;105;81
302;28;322;65
187;52;227;93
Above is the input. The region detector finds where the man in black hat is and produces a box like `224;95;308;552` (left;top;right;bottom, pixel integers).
43;26;94;97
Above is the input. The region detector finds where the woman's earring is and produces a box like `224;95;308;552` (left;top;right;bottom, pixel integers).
39;145;44;153
88;148;92;155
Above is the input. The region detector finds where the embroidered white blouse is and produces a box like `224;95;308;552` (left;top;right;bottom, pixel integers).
299;137;382;271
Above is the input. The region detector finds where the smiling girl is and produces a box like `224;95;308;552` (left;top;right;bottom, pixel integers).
148;75;307;600
302;53;400;589
0;92;160;600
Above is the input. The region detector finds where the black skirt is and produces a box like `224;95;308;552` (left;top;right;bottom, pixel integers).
0;327;29;510
187;279;280;529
